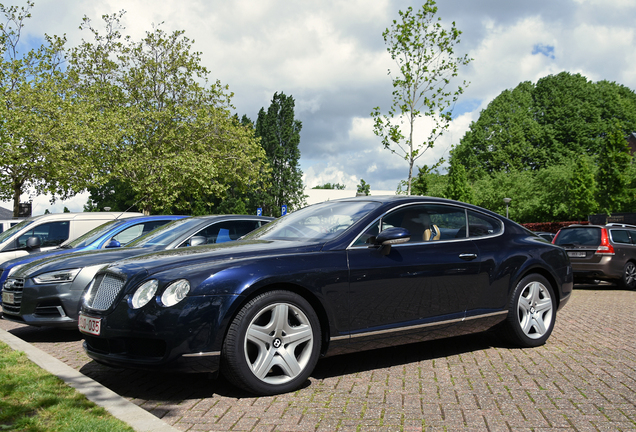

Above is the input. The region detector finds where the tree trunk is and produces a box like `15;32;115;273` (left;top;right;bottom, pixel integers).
12;182;22;218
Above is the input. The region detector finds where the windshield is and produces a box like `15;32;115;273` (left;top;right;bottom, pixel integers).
244;201;381;241
126;218;198;248
0;219;35;245
63;220;121;249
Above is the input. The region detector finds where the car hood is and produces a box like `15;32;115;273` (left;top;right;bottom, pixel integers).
12;246;163;278
0;247;78;271
105;240;324;279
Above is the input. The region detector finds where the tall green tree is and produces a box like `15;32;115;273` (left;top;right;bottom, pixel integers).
567;156;598;220
0;2;92;216
69;12;268;215
253;92;305;216
453;72;636;180
596;121;632;213
371;1;471;195
444;160;473;203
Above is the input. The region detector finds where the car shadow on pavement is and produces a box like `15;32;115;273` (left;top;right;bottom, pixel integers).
312;330;504;380
74;329;510;402
5;325;83;343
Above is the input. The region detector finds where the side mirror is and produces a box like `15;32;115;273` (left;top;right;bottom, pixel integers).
26;236;41;250
105;239;122;249
189;236;207;247
371;227;411;255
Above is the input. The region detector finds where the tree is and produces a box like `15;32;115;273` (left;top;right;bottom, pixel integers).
68;12;268;215
83;178;138;212
444;160;473;203
253;92;305;216
0;2;93;216
371;1;471;195
356;179;370;196
596;121;632;213
453;72;636;180
312;183;346;190
567;156;597;220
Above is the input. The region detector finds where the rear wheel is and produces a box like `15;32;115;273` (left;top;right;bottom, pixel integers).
620;262;636;290
222;290;321;395
501;274;556;347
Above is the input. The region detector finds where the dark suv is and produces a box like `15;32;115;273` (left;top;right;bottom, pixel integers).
553;223;636;289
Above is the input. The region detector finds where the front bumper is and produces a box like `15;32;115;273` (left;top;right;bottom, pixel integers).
81;294;239;373
2;279;81;329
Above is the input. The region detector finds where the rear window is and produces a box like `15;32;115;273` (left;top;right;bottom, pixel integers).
554;227;601;246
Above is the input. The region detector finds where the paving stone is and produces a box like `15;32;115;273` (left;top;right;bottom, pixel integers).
2;287;636;431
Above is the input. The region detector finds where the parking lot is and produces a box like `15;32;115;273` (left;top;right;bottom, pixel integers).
1;286;635;431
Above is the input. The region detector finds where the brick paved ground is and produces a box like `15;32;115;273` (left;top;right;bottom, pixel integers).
1;286;635;431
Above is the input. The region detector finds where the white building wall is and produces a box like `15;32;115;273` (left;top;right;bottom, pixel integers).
304;188;397;206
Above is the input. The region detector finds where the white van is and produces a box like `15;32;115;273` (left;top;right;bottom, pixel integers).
0;212;142;265
0;219;22;234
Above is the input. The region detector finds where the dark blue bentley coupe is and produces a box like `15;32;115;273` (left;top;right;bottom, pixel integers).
78;196;572;395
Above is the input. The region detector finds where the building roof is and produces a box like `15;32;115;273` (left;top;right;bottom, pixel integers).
0;206;14;219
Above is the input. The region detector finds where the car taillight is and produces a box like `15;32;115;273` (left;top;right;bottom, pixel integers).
552;230;561;244
595;228;615;255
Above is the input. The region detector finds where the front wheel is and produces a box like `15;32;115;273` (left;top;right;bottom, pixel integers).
501;274;556;347
222;290;321;395
620;262;636;290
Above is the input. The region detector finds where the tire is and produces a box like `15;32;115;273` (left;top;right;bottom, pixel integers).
222;290;321;395
619;262;636;290
501;274;556;348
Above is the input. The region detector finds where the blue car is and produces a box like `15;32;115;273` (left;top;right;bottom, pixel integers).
0;215;187;290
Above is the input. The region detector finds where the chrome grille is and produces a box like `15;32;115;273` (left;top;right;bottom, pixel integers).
2;278;25;315
85;274;125;311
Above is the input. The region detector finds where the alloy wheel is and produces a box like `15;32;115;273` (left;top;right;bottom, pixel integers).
243;302;314;385
517;281;553;339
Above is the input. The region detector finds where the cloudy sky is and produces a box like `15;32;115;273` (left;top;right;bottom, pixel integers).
3;0;636;214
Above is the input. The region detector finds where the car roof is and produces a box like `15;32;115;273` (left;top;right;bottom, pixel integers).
24;212;143;222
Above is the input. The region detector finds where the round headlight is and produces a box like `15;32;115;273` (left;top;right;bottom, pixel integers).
131;279;158;309
161;279;190;307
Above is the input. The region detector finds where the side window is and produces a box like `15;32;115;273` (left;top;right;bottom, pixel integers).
629;230;636;244
353;204;467;246
180;220;263;247
610;229;631;244
111;221;170;246
18;221;70;247
467;211;503;238
352;220;380;246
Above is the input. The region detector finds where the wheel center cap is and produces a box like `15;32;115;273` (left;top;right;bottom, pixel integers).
272;338;282;349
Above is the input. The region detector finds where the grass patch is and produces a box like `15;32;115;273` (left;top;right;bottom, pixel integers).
0;341;133;431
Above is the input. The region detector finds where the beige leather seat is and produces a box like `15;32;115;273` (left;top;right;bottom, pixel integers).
421;213;440;241
402;212;440;242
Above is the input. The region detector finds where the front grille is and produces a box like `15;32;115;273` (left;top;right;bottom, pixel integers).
2;278;24;315
85;273;125;311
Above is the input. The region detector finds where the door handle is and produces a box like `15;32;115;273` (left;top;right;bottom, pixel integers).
459;253;477;261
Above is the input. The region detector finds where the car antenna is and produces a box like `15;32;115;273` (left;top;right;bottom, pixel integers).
115;193;150;219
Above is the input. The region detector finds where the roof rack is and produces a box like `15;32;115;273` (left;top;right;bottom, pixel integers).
605;223;636;228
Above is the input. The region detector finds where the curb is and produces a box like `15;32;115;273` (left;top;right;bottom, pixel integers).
0;328;179;432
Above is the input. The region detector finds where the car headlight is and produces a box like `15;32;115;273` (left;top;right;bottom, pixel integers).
33;268;81;284
131;279;158;309
160;279;190;307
